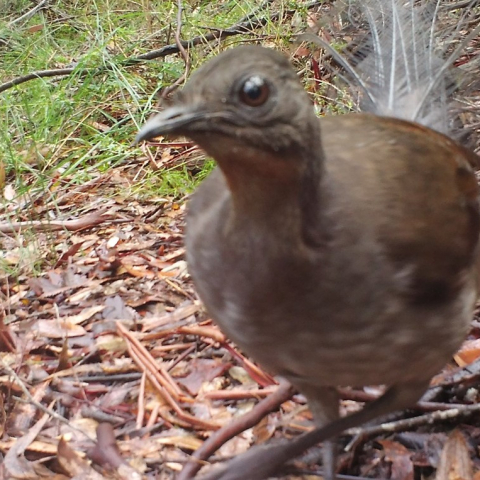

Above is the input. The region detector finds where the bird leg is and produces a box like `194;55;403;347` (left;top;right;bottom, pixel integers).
197;381;429;480
302;386;340;480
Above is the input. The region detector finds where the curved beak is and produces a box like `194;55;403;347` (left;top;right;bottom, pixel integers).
135;105;206;144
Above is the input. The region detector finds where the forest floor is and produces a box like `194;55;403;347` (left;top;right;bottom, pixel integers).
2;1;480;479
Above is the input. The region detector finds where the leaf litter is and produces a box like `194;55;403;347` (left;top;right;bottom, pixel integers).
1;145;480;480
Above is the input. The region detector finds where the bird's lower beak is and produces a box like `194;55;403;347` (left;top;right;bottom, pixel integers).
135;105;206;144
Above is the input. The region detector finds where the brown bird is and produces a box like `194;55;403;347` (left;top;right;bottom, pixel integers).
136;4;480;479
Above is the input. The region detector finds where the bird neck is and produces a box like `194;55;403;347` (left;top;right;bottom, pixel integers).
217;143;327;245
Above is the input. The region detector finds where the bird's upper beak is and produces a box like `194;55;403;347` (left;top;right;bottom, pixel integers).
135;105;206;144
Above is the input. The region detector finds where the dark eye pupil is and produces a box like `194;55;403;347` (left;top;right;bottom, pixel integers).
244;78;263;100
240;75;269;106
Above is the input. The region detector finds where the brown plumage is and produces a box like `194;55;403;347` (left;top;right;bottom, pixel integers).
136;46;480;480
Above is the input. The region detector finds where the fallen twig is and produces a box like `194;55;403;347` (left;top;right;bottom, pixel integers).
117;321;221;430
8;0;49;26
348;402;480;439
0;67;76;94
0;210;115;233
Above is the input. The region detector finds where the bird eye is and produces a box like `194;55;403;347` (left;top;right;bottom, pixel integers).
239;75;270;107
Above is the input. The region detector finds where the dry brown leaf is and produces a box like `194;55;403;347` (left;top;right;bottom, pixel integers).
454;339;480;367
436;430;473;480
229;366;255;386
252;415;276;444
217;431;252;458
176;359;231;396
378;439;414;480
141;303;199;331
3;408;52;478
27;24;44;33
121;263;156;278
103;295;136;321
32;319;87;338
58;437;104;479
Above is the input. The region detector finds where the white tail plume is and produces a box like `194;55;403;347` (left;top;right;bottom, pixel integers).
300;0;480;134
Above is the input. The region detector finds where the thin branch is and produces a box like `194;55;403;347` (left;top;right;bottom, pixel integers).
348;402;480;439
117;321;221;431
161;0;191;98
0;210;116;234
8;0;49;26
0;68;76;94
